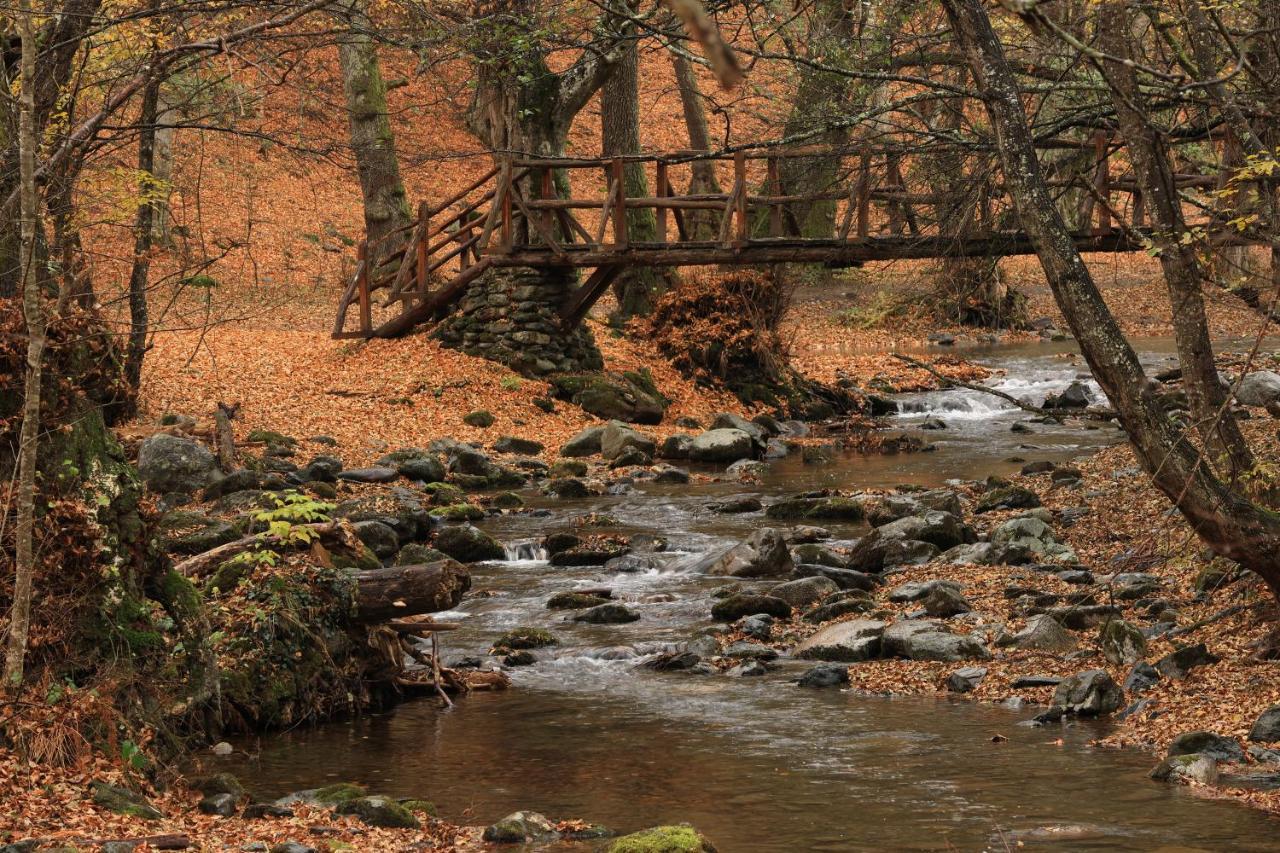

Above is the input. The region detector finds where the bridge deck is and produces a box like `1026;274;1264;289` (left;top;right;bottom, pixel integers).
332;142;1252;340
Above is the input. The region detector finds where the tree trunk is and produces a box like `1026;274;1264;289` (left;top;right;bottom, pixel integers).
670;51;721;240
942;0;1280;600
1097;1;1253;480
337;0;410;249
150;87;180;245
354;561;471;623
601;16;665;319
5;0;43;688
123;75;159;401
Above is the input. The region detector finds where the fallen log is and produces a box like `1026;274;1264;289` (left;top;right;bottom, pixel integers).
173;521;348;577
355;560;471;623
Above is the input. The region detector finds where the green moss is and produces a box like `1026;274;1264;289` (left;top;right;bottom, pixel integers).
247;429;296;446
424;482;465;505
400;798;437;816
608;825;716;853
549;460;588;477
492;627;558;651
463;409;495;428
335;795;420;828
765;496;864;521
491;491;524;509
313;782;367;805
429;503;484;522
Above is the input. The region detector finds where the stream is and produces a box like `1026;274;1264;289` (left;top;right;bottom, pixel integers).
218;339;1280;850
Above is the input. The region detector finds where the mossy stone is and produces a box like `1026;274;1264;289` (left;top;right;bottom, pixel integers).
549;460;588;477
399;798;437;816
429;503;485;522
335;795;420;829
607;825;717;852
547;592;610;610
493;627;558;651
312;782;367;805
424;481;466;505
491;491;524;509
91;783;163;820
463;410;495;428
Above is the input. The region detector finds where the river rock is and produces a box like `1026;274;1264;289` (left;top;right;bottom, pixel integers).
794;564;879;592
876;510;971;550
804;594;873;623
922;583;973;618
600;421;656;460
352;520;399;559
727;660;770;677
299;453;343;482
793;619;886;662
1249;705;1280;742
1041;604;1121;630
609;446;652;468
1015;614;1078;652
1051;669;1123;716
710;412;768;444
653;465;690;484
548;592;610;610
881;620;990;662
138;434;220;495
766;496;865;521
947;666;988;693
1123;662;1161;693
736;614;774;640
1099;619;1146;665
574;603;640;624
657;434;693;460
1150;753;1219;785
769;576;838;607
711;594;792;621
433;524;504;562
688;428;755;463
990;517;1075;563
641;651;703;672
493;436;545;456
792;544;848;568
560;426;606;457
91;783;163;820
942;542;995;565
723;641;779;661
865;495;922;526
547;477;594;499
1167;731;1245;763
335;795;420;828
889;579;962;603
605;554;664;573
333;489;433;541
1047;380;1094;408
976;485;1041;513
1234;370;1280;407
798;663;851;688
711;496;764;514
607;825;716;852
700;528;794;578
483;811;558;843
846;535;940;572
197;792;238;816
337;466;398;484
1155;642;1219;679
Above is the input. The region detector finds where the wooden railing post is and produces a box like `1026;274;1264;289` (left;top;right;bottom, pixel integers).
655;160;669;242
357;241;371;336
886;153;904;236
499;156;513;252
416;201;429;296
1094;132;1112;234
611;157;628;250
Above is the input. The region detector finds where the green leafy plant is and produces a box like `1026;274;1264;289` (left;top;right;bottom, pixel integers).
252;490;335;545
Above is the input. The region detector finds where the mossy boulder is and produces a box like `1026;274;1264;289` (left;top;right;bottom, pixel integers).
765;496;865;522
491;491;524;509
399;798;437;816
550;459;589;477
91;783;163;820
433;524;504;562
463;409;495;428
551;371;667;425
608;825;717;852
137;433;220;495
976;485;1041;513
335;795;420;829
423;481;466;505
430;503;485;522
548;592;611;610
394;543;449;565
194;772;245;798
483;810;557;843
312;783;367;805
493;627;558;651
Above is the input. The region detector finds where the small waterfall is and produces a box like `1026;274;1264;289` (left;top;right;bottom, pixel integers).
503;539;548;562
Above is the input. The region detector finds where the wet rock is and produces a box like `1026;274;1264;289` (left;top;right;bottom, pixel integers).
947;666;988;693
736;614;774;640
975;485;1041;513
865;495;922;526
788;526;831;544
922;583;973;618
551;544;630;566
1155;642;1219;679
493;436;545;456
766;495;865;522
492;627;558;651
607;825;716;853
335;795;420;828
560;426;606;457
1010;675;1061;689
1234;370;1280;407
548;592;610;610
1051;669;1124;716
700;528;794;578
546;477;593;499
653;465;690;484
793;565;879;593
1123;662;1161;693
1249;705;1280;743
91;783;163;820
138;434;220;495
156;510;237;555
609;446;652;468
483;811;558;843
710;412;768;444
503;650;537;666
641;651;703;672
243;802;294;819
876;510;971;550
710;496;763;515
1168;731;1245;763
846;534;940;572
769;576;838;607
799;663;851;688
1047;381;1093;408
1150;753;1218;785
352;520;399;559
1020;460;1056;475
433;524;504;562
793;619;886;662
600;421;657;460
726;660;770;677
195;772;245;798
337;466;398;484
574;603;640;624
688;428;755;463
711;594;792;621
1099;619;1147;666
198;793;238;816
605;554;664;573
395;543;448;566
888;579;962;604
881;620;991;662
723;641;779;661
791;544;848;568
657;434;693;460
1015;614;1077;652
804;594;873;623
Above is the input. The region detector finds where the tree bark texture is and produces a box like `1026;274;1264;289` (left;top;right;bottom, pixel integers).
670;51;721;240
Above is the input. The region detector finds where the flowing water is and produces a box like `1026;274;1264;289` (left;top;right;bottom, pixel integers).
218;339;1280;850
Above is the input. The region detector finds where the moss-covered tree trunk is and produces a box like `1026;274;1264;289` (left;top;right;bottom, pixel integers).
337;0;410;250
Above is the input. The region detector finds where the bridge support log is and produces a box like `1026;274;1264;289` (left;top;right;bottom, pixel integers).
432;266;603;377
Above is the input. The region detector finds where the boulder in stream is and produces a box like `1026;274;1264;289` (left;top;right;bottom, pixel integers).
483;811;559;843
798;663;851;688
688;428;756;463
711;594;792;621
1051;669;1124;716
698;528;794;578
1150;753;1219;786
1167;731;1245;763
607;825;717;852
574;603;640;624
793;619;886;662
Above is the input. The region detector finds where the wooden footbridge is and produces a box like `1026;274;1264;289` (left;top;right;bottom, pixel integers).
332;139;1239;339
